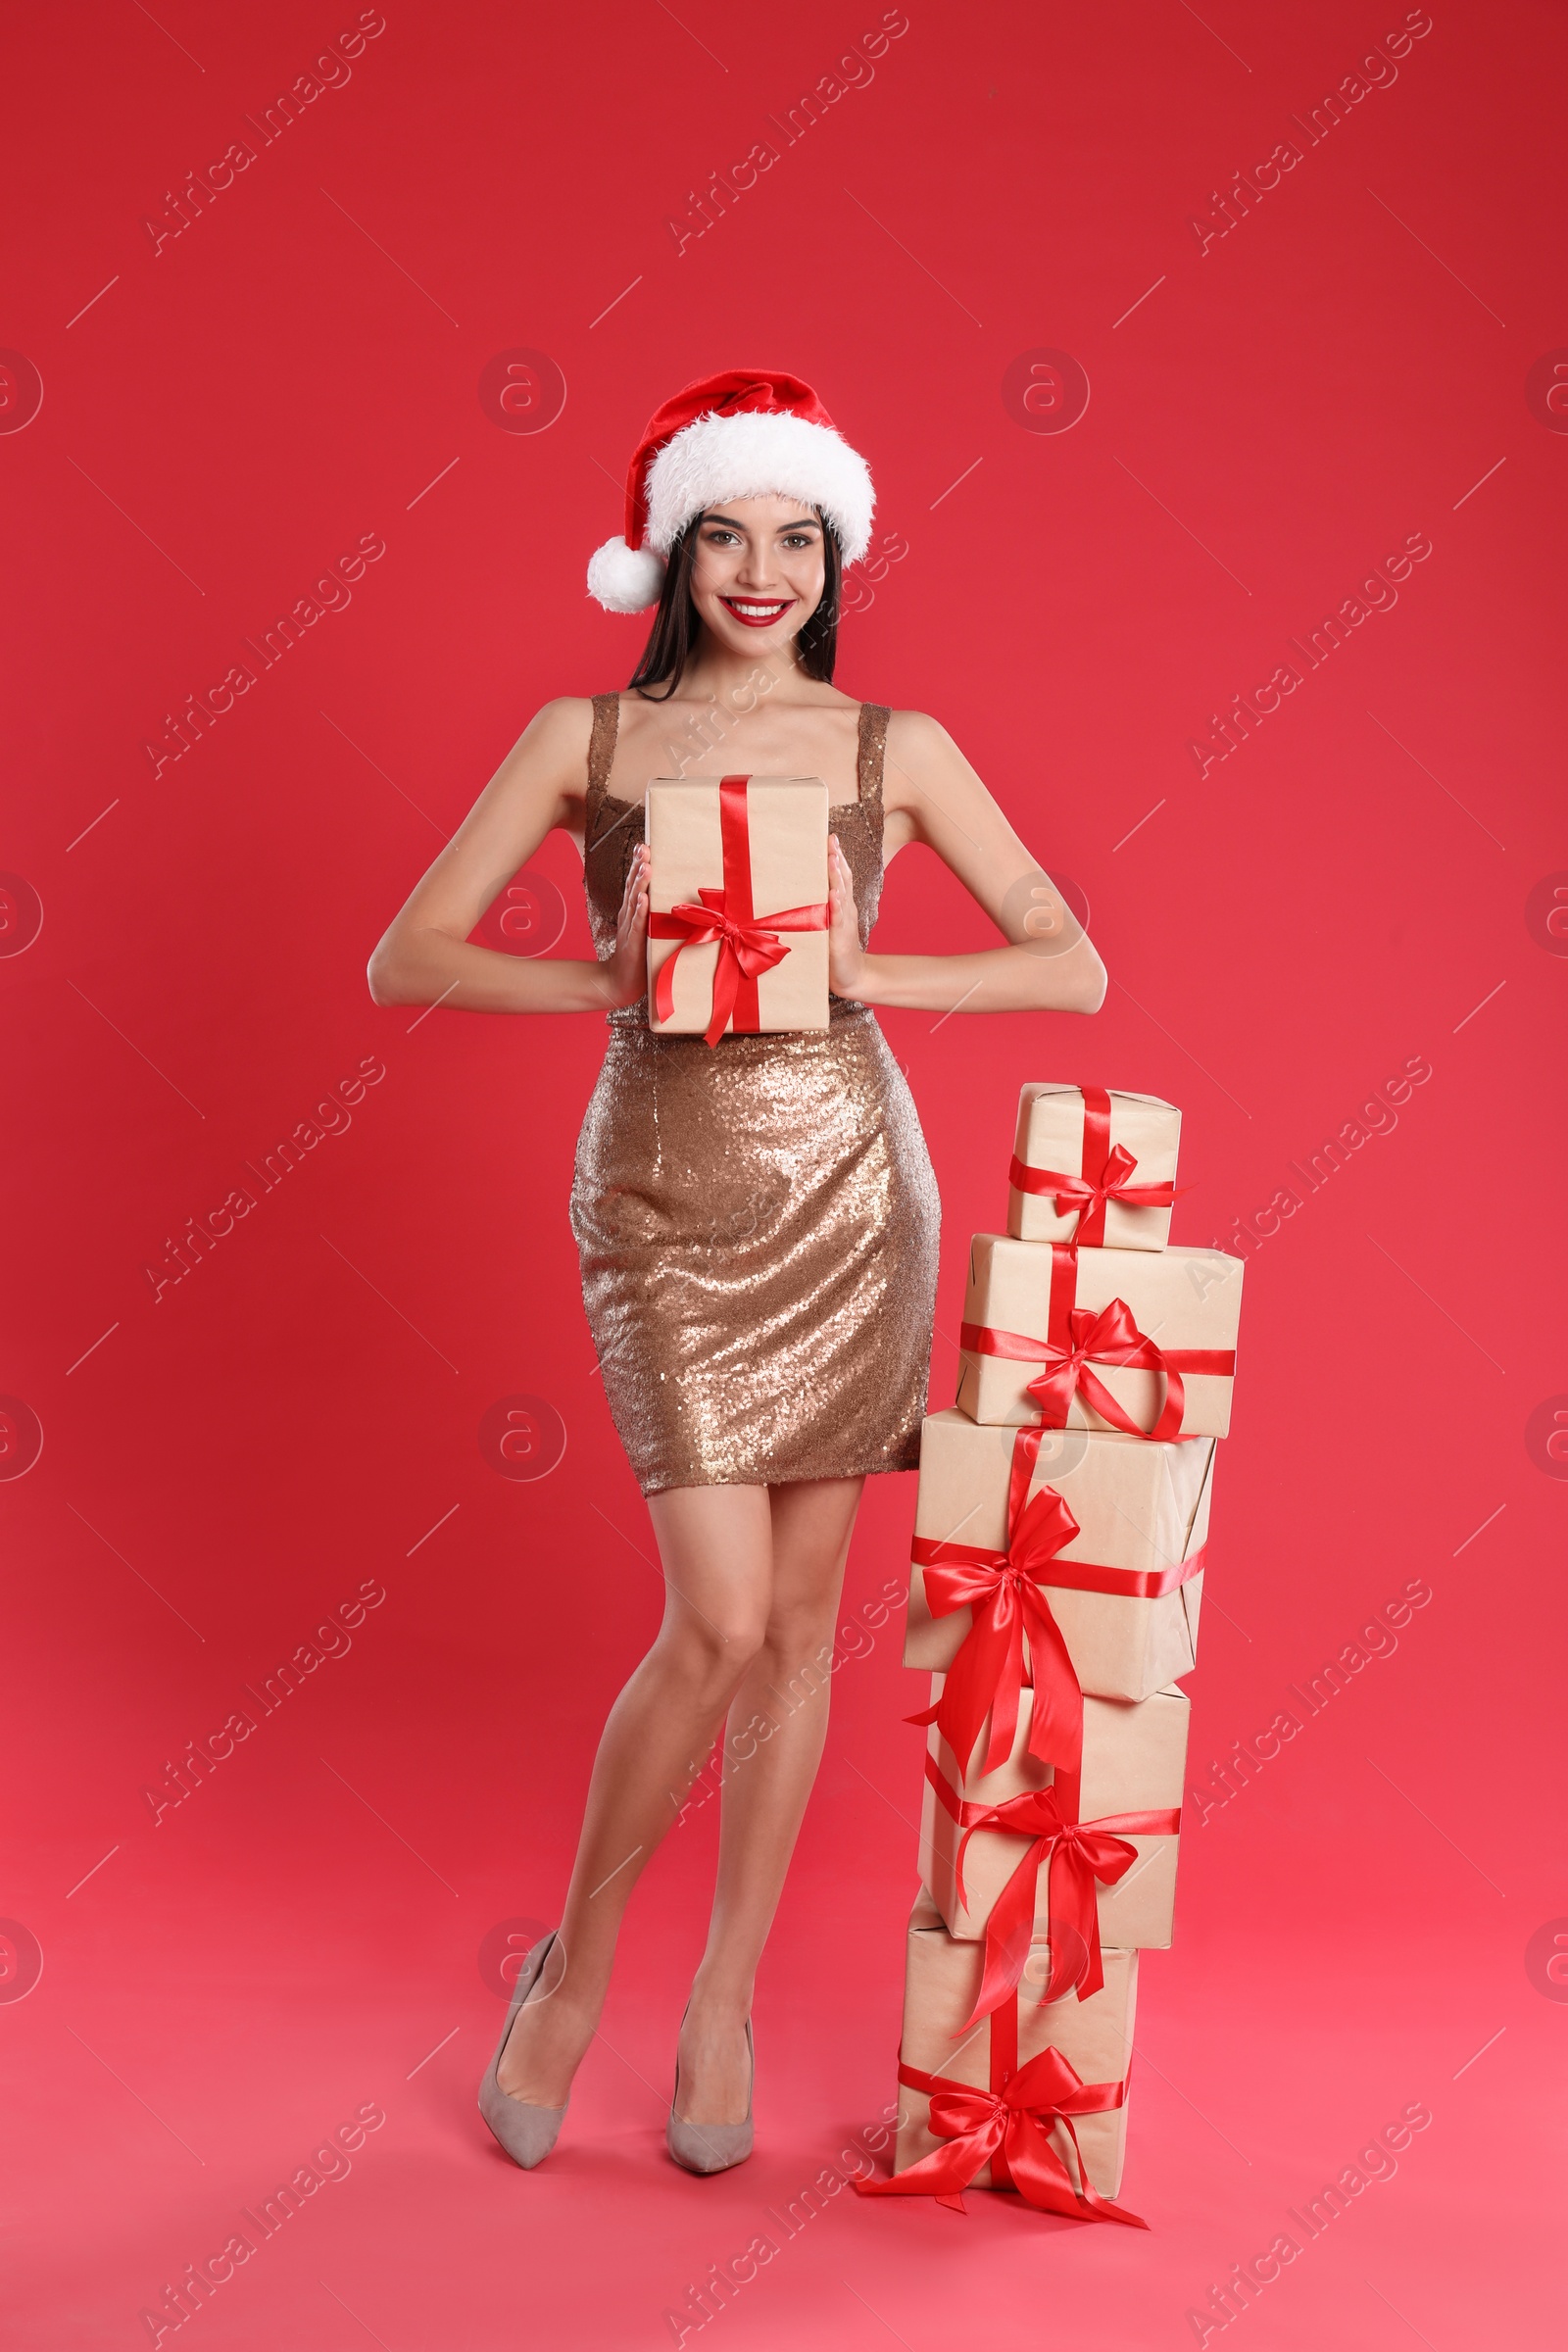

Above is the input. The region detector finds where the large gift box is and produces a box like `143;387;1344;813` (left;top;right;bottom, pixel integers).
919;1681;1188;1979
646;775;830;1045
957;1233;1243;1438
904;1410;1213;1708
1008;1083;1180;1249
888;1890;1139;2206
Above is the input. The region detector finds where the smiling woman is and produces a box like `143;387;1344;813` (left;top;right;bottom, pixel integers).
367;366;1105;2184
627;505;842;698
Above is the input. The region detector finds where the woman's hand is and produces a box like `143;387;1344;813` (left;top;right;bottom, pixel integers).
826;834;866;998
595;843;651;1008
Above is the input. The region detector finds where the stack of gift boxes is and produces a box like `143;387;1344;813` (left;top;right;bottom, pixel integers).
632;785;1246;2224
859;1084;1246;2227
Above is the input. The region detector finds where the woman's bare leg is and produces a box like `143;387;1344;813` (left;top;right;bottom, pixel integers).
497;1483;773;2105
674;1476;863;2125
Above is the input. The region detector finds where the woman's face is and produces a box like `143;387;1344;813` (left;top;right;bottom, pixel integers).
687;497;825;655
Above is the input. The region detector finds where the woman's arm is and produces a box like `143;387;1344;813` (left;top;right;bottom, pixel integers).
367;698;649;1012
829;710;1107;1015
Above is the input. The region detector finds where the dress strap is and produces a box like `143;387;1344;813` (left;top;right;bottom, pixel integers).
857;702;890;811
586;693;620;815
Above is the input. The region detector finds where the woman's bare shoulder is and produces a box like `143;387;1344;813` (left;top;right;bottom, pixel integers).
884;706;959;751
490;695;597;786
450;698;601;838
515;695;598;753
882;707;973;804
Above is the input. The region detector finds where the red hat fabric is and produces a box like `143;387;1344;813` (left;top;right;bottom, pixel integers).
587;368;875;612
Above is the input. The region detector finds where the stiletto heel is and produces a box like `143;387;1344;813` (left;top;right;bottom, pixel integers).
666;2006;755;2176
478;1932;569;2169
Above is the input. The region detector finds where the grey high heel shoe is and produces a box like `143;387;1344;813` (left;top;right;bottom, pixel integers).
666;2008;755;2176
478;1932;569;2169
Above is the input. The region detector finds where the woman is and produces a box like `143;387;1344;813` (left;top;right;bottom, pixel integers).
368;369;1106;2176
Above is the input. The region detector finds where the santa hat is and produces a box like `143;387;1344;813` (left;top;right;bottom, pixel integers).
586;368;875;613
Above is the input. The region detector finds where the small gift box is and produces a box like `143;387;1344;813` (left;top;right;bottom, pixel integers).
919;1681;1188;2004
646;775;830;1045
957;1233;1243;1438
1008;1084;1180;1249
903;1410;1213;1712
857;1891;1141;2217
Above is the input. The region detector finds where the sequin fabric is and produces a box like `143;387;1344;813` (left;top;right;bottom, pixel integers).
570;696;940;1494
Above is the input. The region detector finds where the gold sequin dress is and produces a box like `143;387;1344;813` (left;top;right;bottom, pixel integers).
570;695;940;1495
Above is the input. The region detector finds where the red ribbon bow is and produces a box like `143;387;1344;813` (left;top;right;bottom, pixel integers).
1028;1298;1186;1441
1009;1085;1176;1245
648;775;828;1048
961;1297;1188;1442
909;1427;1084;1777
926;1752;1180;2023
961;1242;1236;1441
855;2034;1146;2228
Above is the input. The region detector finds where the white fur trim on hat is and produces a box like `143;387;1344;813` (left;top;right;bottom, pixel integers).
586;535;667;614
645;410;874;564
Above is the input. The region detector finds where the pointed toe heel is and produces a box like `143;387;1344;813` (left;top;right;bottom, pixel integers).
666;2017;755;2177
478;1932;569;2170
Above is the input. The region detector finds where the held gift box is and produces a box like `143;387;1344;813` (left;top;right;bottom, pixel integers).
646;775;829;1041
957;1232;1244;1438
904;1410;1214;1701
893;1890;1137;2198
919;1680;1188;1951
1008;1083;1180;1249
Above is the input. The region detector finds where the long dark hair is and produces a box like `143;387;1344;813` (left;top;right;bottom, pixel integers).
626;510;843;700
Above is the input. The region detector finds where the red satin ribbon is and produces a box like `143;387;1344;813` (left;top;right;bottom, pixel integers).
961;1304;1235;1442
910;1427;1206;1771
924;1750;1180;2022
1009;1084;1176;1244
854;2009;1146;2227
963;1234;1235;1439
649;776;828;1048
907;1426;1085;1776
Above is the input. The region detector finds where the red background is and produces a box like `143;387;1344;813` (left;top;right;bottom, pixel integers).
3;2;1564;2344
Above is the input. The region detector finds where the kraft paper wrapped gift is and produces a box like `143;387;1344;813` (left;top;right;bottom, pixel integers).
646;775;829;1042
893;1890;1137;2199
919;1681;1188;1952
956;1232;1244;1438
1008;1083;1180;1248
904;1410;1214;1701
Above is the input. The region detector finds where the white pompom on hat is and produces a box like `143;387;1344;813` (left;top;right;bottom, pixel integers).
586;536;667;614
586;368;875;612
